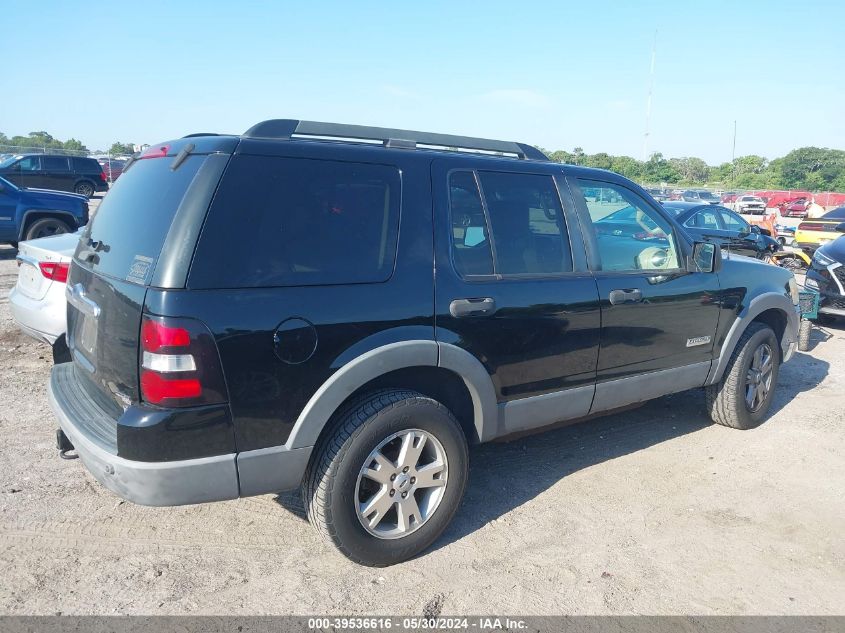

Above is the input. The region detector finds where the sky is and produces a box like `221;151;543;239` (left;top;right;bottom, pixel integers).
2;0;843;164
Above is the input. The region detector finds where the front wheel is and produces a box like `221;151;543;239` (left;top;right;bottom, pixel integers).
705;322;780;429
302;390;469;566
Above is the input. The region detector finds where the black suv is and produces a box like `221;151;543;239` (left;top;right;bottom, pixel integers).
0;153;107;198
49;120;800;566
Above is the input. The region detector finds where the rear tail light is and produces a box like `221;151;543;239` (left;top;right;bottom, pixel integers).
798;222;824;231
39;261;70;283
140;144;170;160
139;314;227;407
100;171;107;182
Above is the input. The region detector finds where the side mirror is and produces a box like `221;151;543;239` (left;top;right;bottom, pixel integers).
749;225;760;234
689;241;721;273
835;222;845;234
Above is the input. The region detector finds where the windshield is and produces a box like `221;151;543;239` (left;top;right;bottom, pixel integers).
661;204;685;217
699;192;717;199
0;156;20;169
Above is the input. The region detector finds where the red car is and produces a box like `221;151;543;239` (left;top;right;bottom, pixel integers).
783;198;810;218
98;158;126;183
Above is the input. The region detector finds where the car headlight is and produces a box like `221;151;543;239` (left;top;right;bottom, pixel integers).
812;250;835;268
788;276;800;305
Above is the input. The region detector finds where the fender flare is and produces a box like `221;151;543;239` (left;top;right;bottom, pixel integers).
284;340;497;449
18;209;79;240
706;291;799;385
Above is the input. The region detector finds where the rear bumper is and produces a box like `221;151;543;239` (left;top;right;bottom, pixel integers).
9;284;65;345
49;364;239;506
48;363;312;506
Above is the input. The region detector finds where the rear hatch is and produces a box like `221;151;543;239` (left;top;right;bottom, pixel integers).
66;137;236;415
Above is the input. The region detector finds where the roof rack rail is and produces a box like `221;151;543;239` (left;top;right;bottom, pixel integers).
242;119;548;161
182;133;220;138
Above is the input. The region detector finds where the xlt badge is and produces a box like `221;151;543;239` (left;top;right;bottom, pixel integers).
686;336;712;347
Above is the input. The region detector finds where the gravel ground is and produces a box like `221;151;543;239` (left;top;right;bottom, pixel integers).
0;230;843;615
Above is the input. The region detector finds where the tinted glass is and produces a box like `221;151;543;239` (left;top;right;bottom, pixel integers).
42;156;70;170
478;171;572;275
449;171;494;276
720;209;748;231
579;178;680;272
823;207;845;220
72;157;101;171
75;155;206;282
191;155;400;289
19;156;40;171
684;208;720;230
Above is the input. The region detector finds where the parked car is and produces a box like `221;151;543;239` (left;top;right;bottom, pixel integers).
0;175;89;247
645;187;669;202
782;198;810;218
804;229;845;318
660;202;780;259
48;119;800;567
736;195;767;215
774;223;796;246
0;154;108;198
9;230;81;361
681;190;720;204
98;158;126;183
721;192;739;204
795;207;845;252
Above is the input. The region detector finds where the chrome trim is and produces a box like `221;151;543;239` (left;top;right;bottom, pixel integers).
66;283;100;318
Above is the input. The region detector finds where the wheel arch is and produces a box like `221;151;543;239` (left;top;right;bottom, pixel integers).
18;210;78;240
706;292;798;385
285;341;497;450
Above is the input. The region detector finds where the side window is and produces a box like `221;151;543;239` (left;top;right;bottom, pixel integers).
43;156;70;171
578;179;681;272
477;171;572;275
449;171;494;276
719;209;747;231
190;156;401;288
19;156;41;171
684;209;720;230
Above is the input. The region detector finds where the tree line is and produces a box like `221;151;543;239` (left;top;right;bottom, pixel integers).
0;131;135;157
543;146;845;192
3;130;844;192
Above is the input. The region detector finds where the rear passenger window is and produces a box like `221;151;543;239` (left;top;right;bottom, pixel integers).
43;156;69;170
447;170;572;278
191;156;400;289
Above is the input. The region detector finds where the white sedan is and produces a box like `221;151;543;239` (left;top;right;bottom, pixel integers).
9;231;80;358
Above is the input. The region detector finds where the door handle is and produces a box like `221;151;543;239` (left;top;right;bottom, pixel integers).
450;297;496;318
608;289;643;305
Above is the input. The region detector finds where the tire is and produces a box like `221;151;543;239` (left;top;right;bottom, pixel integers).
10;242;18;249
797;319;812;351
24;217;71;241
705;322;780;429
302;389;469;566
74;181;95;198
52;334;71;364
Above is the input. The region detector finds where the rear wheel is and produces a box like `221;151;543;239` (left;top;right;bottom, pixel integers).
74;181;95;197
302;389;468;566
24;218;71;241
705;322;780;429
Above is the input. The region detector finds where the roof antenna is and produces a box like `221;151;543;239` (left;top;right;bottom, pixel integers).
643;30;657;161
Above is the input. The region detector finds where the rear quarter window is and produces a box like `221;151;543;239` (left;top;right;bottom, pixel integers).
189;155;401;289
73;157;102;172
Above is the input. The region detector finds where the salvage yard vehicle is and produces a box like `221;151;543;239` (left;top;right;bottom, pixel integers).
804;228;845;318
0;175;88;247
736;195;767;215
0;154;108;198
661;201;780;260
795;207;845;252
10;230;80;361
49;119;800;567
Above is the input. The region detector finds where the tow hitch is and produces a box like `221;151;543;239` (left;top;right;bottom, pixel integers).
56;429;78;460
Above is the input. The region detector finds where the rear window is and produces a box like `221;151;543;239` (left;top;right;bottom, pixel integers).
72;157;101;172
189;155;401;289
75;155;207;283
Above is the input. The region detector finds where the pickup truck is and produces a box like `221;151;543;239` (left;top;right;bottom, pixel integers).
0;176;88;247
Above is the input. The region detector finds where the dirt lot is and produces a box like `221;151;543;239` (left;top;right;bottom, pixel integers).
0;233;843;616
